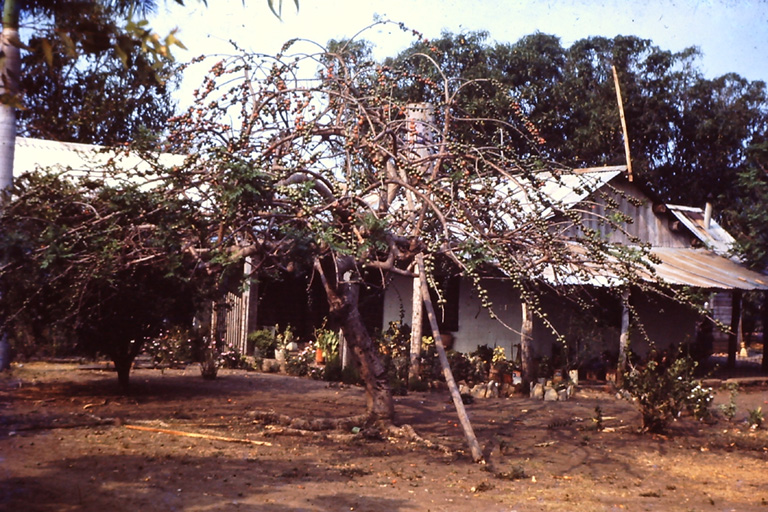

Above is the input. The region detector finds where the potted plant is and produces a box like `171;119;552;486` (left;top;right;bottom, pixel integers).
314;322;339;365
489;346;508;382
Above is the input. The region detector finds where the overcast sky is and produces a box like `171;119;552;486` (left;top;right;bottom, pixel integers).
153;0;768;102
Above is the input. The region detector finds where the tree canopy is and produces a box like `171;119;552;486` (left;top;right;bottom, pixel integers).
387;31;768;269
153;23;673;424
17;1;178;145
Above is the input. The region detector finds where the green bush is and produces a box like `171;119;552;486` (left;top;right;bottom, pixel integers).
322;356;343;382
341;362;363;385
622;349;713;433
248;329;278;359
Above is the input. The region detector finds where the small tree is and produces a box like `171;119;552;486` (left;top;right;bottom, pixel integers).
0;168;212;388
163;22;664;428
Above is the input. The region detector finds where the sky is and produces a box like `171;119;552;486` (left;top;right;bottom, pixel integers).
152;0;768;103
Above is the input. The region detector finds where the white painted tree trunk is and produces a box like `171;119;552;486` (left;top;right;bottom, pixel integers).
408;273;423;382
520;300;534;383
0;1;20;371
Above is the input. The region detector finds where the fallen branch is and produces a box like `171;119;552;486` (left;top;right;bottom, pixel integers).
124;424;273;446
385;423;454;456
8;414;116;432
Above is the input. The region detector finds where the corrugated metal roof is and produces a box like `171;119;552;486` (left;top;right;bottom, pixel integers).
650;247;768;290
506;165;625;218
13;137;185;180
541;246;768;290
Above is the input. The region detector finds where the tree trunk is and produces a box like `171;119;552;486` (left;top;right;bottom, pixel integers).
762;291;768;373
408;273;423;383
114;357;132;391
339;283;394;423
727;290;742;370
0;0;20;371
616;288;631;387
520;300;534;383
315;258;393;423
416;254;484;463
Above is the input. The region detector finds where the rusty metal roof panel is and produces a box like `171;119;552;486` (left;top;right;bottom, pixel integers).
666;204;735;255
650;248;768;290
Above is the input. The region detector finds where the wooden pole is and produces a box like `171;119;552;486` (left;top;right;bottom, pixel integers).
727;290;742;369
616;288;631;387
416;254;484;463
125;424;273;446
761;291;768;373
520;301;534;383
612;65;634;183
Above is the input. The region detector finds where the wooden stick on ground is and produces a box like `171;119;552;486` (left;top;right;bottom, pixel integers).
125;424;273;446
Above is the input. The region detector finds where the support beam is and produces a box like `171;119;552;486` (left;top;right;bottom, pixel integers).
520;301;534;383
727;290;742;370
762;291;768;373
616;288;631;387
416;254;483;463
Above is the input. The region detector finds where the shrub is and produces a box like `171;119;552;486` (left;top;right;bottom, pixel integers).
219;344;251;370
719;382;739;421
145;327;200;367
285;343;314;377
747;407;764;429
622;348;713;433
248;329;278;359
322;356;343;382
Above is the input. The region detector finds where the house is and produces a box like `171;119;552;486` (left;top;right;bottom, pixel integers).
13;137;765;369
231;165;767;374
377;167;768;369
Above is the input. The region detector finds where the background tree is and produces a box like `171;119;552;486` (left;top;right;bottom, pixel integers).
0;0;296;370
17;1;178;145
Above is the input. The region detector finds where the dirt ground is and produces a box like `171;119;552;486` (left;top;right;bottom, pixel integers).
1;362;767;512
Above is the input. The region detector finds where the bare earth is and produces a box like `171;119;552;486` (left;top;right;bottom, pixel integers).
1;363;767;512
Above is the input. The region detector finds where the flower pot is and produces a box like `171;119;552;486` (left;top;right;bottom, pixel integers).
315;347;325;365
438;333;454;351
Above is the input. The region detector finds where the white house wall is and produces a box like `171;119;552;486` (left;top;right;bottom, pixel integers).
383;274;523;357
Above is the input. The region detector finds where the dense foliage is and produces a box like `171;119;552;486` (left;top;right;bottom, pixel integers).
0;169;213;386
15;1;178;145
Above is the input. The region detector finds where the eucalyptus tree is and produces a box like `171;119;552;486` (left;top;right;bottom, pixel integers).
162;23;663;433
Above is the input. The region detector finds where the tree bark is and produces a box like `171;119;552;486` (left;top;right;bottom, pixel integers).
315;258;394;423
520;300;534;383
0;0;20;371
416;254;484;463
0;0;19;191
727;290;742;370
761;291;768;373
114;357;132;391
616;288;631;387
408;273;423;383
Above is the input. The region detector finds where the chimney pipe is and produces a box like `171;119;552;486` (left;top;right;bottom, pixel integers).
704;202;713;231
